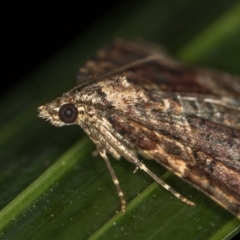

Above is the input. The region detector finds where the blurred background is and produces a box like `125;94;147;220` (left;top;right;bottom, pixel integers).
1;1;125;95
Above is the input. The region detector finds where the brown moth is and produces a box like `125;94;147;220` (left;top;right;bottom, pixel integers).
38;39;240;218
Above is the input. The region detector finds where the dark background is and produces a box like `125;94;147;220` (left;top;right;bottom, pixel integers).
1;1;123;96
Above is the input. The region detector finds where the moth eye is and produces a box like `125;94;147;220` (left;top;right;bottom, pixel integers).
58;104;78;123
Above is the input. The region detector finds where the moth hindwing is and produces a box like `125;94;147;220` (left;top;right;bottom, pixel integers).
38;39;240;218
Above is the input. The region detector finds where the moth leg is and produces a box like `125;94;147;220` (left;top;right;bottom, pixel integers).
135;161;195;206
133;167;139;173
98;148;127;213
118;144;196;206
97;122;195;207
91;149;99;157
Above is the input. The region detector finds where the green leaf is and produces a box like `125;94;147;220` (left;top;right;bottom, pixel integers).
1;0;240;239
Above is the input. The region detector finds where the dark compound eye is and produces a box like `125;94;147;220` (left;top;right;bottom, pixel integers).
58;103;78;123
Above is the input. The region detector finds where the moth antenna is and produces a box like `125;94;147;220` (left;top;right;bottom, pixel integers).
71;54;167;93
69;80;95;93
99;54;161;80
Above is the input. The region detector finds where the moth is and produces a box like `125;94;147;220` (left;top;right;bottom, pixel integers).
38;39;240;218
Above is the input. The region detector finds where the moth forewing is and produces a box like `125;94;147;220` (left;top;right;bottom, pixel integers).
38;39;240;219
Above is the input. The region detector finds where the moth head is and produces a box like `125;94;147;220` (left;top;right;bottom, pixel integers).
38;95;80;127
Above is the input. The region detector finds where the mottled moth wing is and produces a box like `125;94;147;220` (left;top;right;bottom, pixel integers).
39;39;240;219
